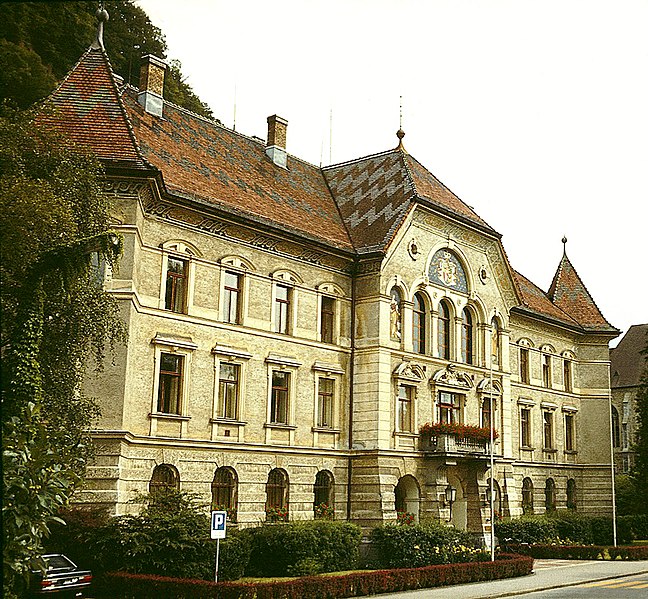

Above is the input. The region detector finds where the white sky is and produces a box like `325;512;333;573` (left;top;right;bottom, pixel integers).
137;0;647;343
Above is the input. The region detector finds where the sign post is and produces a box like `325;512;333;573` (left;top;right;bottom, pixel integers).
210;510;227;582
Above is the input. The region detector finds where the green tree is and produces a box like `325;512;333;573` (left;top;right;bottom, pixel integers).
1;104;127;597
0;1;213;118
631;338;648;513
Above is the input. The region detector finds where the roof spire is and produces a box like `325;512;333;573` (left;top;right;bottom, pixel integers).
91;2;109;51
562;235;568;255
396;95;405;149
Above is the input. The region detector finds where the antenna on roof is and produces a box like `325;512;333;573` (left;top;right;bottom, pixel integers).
233;83;237;131
91;1;109;51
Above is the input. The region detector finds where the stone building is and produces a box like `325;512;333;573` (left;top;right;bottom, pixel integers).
43;21;620;535
610;324;648;473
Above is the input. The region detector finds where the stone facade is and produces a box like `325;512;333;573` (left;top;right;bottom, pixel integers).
46;38;620;536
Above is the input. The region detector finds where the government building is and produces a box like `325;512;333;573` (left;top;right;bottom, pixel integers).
45;17;620;536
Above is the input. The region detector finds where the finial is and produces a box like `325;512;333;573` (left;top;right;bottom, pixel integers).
91;2;109;50
562;235;568;254
396;96;406;149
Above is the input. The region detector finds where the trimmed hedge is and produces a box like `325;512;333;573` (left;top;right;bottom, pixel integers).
370;522;484;569
495;513;633;546
95;553;533;599
246;520;362;577
504;543;648;560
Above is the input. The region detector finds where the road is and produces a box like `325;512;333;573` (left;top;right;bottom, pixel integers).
373;559;648;599
515;572;648;597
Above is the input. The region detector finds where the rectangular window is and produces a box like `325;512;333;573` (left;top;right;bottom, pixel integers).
542;354;552;388
223;271;241;324
521;408;531;447
218;363;240;419
270;370;289;424
437;391;461;424
275;285;291;334
317;377;334;428
563;359;572;392
565;413;575;451
397;385;415;432
158;353;183;414
543;411;554;449
520;348;530;384
320;296;334;344
165;257;188;313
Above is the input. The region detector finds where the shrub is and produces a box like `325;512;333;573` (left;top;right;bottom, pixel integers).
246;520;362;577
618;514;648;540
95;553;533;598
495;516;558;545
505;543;648;561
370;522;480;569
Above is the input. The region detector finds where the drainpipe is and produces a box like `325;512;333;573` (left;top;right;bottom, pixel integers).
346;264;357;520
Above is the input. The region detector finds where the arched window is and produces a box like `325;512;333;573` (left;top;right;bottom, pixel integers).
522;478;534;514
314;470;334;519
149;464;179;495
566;479;577;510
390;288;402;341
413;292;426;354
438;301;451;360
491;318;501;366
266;468;289;522
611;406;621;448
544;478;556;512
211;467;238;520
461;308;474;364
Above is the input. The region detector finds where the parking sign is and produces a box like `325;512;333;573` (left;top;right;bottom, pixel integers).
210;510;227;539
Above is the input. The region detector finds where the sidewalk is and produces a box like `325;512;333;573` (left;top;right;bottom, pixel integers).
374;559;648;599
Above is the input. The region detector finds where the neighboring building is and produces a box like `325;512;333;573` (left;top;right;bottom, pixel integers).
43;17;620;535
610;324;648;474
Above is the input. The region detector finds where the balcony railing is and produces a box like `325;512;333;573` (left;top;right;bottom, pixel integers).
420;433;489;455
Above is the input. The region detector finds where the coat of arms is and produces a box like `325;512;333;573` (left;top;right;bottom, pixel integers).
436;252;458;287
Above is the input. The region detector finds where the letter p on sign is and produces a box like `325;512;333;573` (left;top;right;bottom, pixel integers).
211;510;227;539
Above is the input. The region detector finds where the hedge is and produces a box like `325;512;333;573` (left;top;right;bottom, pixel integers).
495;513;633;546
245;520;362;577
503;543;648;560
94;553;533;599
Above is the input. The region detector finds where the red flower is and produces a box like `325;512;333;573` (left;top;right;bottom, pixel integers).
419;422;498;443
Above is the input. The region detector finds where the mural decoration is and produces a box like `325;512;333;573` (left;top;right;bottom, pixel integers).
429;249;468;293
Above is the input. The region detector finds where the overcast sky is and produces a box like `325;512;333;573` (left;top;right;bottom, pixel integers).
137;0;647;343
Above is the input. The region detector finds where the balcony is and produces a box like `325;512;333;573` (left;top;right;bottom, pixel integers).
418;423;496;457
420;433;488;455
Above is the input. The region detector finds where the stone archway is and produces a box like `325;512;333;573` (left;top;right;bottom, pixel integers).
395;474;421;522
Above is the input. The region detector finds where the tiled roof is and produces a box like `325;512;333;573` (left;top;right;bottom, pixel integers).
610;324;648;388
323;150;414;253
513;271;581;328
41;48;148;170
548;253;616;331
323;148;497;253
121;92;354;252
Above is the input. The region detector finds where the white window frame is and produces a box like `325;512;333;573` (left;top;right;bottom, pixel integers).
219;256;253;325
271;271;301;335
150;334;197;437
312;361;344;431
211;345;252;424
159;241;199;315
264;354;301;443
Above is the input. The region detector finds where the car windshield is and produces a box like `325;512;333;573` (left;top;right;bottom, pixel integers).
44;555;75;570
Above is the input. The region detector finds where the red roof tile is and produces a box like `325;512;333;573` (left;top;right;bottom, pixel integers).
122;93;354;251
548;253;616;331
41;48;147;170
513;270;581;327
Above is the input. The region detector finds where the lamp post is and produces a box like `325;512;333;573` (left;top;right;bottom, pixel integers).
445;484;457;522
489;308;496;561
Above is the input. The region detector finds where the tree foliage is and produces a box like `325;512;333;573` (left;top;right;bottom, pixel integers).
1;104;127;596
631;336;648;513
0;1;213;117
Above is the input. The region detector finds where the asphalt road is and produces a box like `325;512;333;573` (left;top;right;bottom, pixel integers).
373;559;648;599
514;572;648;597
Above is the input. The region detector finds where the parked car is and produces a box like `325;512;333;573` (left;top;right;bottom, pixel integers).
28;554;92;597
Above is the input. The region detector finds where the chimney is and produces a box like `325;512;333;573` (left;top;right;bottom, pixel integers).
138;54;167;117
266;115;288;168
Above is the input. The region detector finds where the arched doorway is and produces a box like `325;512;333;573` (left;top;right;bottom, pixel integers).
394;475;420;522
